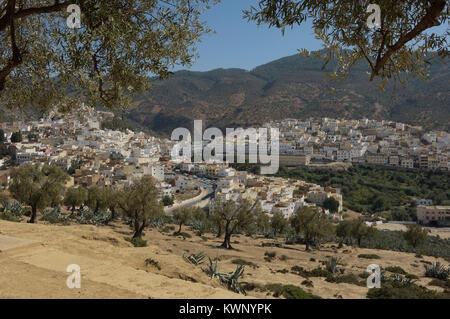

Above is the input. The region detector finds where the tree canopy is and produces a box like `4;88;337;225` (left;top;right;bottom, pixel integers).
211;197;260;249
117;176;163;238
0;0;217;112
244;0;448;86
290;206;333;251
9;163;69;223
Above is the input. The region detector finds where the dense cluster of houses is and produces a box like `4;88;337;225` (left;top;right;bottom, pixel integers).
2;107;449;224
0;105;179;198
267;117;450;170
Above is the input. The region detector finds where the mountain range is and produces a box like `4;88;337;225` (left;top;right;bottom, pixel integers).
127;52;449;136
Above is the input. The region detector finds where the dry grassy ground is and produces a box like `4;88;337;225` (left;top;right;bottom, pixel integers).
0;219;448;299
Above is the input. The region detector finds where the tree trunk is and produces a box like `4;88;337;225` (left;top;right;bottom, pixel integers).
178;223;182;234
28;205;37;223
133;218;145;239
305;236;311;252
71;205;76;213
216;223;222;238
110;207;116;221
221;232;232;249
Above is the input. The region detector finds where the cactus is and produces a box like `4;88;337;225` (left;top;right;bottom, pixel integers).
204;257;246;295
391;273;413;287
1;201;24;217
183;252;207;267
424;262;450;280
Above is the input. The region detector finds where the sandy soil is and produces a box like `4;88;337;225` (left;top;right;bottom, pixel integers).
0;219;448;299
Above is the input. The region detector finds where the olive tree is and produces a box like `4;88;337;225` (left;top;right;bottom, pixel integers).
64;186;88;213
290;206;334;251
9;163;69;223
404;224;429;248
0;0;218;112
244;0;448;86
173;206;193;234
212;198;260;249
118;176;164;239
270;211;289;237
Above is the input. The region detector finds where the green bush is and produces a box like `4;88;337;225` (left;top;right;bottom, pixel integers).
385;266;407;275
161;225;175;233
291;266;331;278
264;251;276;262
367;281;449;299
263;283;320;299
325;273;366;286
358;254;381;259
176;232;192;239
125;237;147;247
428;279;450;289
405;274;419;280
0;211;21;222
232;259;259;268
424;262;450;280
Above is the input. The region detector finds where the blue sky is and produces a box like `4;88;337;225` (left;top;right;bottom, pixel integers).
177;0;322;72
177;1;449;72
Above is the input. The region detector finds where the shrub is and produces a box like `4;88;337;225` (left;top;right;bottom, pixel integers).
176;232;192;239
161;225;175;233
145;258;161;270
424;262;450;280
0;211;21;222
405;274;419;280
367;281;449;299
291;266;330;278
263;283;320;299
279;255;289;261
125;237;147;247
301;279;314;288
385;266;407;275
308;268;330;277
232;259;259;268
240;282;262;292
324;257;342;274
282;285;321;299
264;251;276;262
326;273;366;286
358;254;381;259
428;279;450;289
359;272;370;279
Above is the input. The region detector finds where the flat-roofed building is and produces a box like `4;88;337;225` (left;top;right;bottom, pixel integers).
417;206;450;226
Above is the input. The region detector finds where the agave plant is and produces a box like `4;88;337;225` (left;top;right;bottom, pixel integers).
91;209;111;226
203;257;246;295
424;262;450;280
183;252;207;267
77;206;94;224
42;206;70;223
1;201;24;217
391;274;413;287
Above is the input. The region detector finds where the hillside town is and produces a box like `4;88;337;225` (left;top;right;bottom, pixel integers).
0;106;448;225
268;118;450;171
